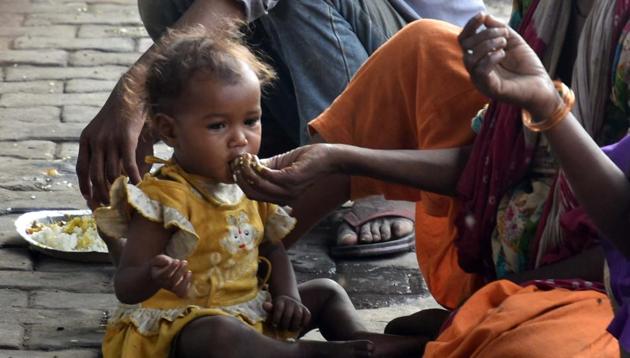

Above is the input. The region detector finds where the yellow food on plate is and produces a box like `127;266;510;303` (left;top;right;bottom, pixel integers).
27;215;107;252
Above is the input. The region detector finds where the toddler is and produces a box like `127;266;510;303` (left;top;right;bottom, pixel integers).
95;25;424;358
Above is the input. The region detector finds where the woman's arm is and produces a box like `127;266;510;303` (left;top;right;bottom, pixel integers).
114;213;174;304
544;115;630;256
505;247;605;284
236;143;471;204
332;145;472;196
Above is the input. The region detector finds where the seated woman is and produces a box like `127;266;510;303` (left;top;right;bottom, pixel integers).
235;0;630;356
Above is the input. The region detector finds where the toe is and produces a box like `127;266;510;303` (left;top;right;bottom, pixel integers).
379;219;392;241
370;220;381;242
337;222;358;246
392;218;414;237
359;223;373;243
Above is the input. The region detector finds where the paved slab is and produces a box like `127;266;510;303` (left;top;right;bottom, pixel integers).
0;0;512;355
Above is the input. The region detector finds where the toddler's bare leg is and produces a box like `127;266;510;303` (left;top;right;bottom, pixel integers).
299;278;429;357
173;315;373;358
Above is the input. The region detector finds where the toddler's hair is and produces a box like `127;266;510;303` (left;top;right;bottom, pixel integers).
123;23;276;122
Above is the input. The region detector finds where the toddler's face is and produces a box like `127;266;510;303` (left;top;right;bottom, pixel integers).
167;66;262;183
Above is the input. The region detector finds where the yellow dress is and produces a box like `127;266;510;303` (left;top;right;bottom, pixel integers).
94;159;296;358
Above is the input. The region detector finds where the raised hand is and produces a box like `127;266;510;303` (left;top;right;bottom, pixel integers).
458;13;561;119
149;254;192;298
263;295;311;332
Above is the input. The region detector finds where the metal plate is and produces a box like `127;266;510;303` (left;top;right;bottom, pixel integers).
14;210;111;263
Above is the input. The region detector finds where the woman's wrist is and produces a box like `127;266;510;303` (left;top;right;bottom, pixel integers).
522;81;575;132
326;143;352;175
526;81;565;122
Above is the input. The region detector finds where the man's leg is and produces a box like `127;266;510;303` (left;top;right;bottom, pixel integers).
257;0;406;143
257;0;414;249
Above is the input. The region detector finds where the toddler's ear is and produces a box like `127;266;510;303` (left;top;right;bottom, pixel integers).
154;113;177;148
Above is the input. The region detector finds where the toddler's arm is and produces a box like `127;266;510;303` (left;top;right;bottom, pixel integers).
259;240;310;332
260;240;299;299
114;212;188;304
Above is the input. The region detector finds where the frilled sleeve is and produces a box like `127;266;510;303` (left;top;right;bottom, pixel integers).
257;202;296;243
93;176;199;259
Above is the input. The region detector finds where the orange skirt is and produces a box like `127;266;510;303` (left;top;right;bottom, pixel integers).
425;280;618;357
309;19;487;308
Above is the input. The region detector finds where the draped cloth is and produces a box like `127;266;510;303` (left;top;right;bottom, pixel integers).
424;279;618;357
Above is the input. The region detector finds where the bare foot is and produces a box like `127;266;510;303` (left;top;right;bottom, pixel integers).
384;309;451;339
299;339;374;358
351;332;428;357
333;196;415;247
336;217;414;246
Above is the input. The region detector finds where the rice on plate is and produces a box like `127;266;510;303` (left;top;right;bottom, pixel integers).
15;210;110;262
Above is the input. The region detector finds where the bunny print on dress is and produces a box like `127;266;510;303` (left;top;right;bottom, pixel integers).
221;212;258;254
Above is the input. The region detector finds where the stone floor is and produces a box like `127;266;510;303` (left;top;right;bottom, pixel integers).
0;0;510;356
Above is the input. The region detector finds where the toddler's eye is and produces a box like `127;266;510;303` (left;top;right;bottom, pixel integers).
244;118;260;127
207;122;226;130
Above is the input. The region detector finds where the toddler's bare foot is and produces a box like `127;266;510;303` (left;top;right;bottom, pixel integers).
299;339;374;358
385;308;450;339
350;331;428;357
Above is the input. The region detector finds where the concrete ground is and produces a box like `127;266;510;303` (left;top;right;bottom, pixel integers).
0;0;510;356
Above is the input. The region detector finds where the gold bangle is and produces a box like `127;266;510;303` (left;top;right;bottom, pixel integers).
522;81;575;132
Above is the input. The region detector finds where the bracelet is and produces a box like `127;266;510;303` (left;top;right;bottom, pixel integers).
521;81;575;132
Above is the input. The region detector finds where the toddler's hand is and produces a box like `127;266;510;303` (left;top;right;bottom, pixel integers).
263;295;311;332
149;254;192;298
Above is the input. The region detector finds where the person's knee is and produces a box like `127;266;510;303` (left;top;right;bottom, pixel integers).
308;278;349;301
396;19;460;49
176;315;242;357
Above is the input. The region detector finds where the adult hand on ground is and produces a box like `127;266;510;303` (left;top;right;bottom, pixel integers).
76;85;155;209
263;295;311;332
459;13;561;119
235;144;338;204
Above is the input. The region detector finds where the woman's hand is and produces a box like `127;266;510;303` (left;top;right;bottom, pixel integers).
459;13;561;119
234;144;339;204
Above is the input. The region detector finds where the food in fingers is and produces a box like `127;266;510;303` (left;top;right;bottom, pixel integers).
169;260;189;287
231;153;267;174
172;269;192;298
151;257;179;282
